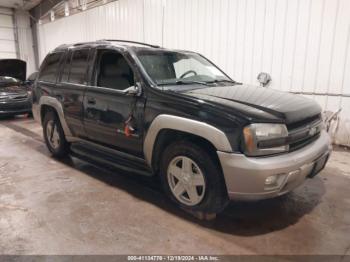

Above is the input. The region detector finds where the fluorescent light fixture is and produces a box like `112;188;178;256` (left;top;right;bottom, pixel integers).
64;1;69;16
50;10;55;21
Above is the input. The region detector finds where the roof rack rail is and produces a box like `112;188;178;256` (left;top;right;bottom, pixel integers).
55;41;102;49
99;39;160;48
55;44;70;49
72;41;103;47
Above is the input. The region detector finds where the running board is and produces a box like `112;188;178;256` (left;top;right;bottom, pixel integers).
70;142;153;177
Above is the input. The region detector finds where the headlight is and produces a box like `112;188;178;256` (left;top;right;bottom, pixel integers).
243;123;289;156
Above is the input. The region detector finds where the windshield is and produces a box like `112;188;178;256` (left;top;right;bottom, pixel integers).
136;50;232;87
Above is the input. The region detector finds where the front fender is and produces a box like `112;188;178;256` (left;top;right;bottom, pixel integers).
143;114;233;166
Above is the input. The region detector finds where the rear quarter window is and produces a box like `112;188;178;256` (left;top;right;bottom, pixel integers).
38;52;63;82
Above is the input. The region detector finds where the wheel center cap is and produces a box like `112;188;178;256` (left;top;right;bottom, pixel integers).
182;173;191;184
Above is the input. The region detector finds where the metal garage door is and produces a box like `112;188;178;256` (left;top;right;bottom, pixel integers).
0;7;17;59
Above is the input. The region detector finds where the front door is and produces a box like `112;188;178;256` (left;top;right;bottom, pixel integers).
83;49;145;156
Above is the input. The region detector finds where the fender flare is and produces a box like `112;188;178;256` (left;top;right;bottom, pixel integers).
37;96;73;137
143;114;233;166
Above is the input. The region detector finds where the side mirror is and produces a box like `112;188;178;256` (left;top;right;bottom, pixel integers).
124;82;142;96
257;72;271;87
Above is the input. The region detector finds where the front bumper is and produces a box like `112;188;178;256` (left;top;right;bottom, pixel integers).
218;130;332;201
0;99;32;115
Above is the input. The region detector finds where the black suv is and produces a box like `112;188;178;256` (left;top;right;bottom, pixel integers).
32;40;332;213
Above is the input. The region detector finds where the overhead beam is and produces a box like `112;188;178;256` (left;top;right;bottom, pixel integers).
29;0;64;22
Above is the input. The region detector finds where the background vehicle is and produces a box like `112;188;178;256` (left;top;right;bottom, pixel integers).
25;71;38;92
32;40;332;214
0;59;32;117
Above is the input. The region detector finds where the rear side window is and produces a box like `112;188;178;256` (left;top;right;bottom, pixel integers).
38;52;62;82
60;52;71;83
68;49;90;85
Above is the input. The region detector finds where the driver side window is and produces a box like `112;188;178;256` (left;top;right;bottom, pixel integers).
96;50;134;90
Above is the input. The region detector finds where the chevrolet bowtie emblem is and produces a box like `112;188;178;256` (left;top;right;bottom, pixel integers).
309;127;317;136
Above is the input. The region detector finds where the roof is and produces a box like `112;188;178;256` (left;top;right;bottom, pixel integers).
53;40;161;52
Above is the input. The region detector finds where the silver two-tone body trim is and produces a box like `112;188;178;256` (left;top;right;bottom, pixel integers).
218;130;332;200
33;95;74;139
143;114;233;166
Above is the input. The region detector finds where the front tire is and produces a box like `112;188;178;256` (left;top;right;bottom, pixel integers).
43;111;69;158
160;141;229;213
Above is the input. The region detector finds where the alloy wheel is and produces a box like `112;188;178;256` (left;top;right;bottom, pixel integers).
46;120;60;149
167;156;206;206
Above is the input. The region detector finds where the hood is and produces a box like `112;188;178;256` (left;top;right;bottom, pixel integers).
0;59;26;81
185;85;322;124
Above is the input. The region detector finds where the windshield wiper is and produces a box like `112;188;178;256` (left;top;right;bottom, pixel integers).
158;80;210;86
206;79;237;84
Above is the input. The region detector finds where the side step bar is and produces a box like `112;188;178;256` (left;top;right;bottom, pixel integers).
70;142;153;177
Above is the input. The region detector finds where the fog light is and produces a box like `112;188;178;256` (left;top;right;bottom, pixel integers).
265;175;278;185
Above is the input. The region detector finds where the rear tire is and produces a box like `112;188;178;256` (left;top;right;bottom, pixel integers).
43;111;69;158
160;141;229;213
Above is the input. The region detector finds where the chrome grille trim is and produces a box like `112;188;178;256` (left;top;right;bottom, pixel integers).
10;94;28;100
288;119;323;152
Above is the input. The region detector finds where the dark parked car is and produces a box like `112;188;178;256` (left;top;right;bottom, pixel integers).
32;40;332;213
25;71;38;92
0;59;32;116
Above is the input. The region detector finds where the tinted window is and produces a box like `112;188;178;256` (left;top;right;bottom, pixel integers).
39;52;62;82
68;49;89;84
96;51;134;90
60;52;71;83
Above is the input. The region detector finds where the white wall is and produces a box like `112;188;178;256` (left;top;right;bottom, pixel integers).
37;0;144;61
14;9;36;76
0;7;16;58
0;7;36;76
37;0;350;146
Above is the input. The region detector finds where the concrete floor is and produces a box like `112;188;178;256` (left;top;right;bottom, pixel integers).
0;115;350;255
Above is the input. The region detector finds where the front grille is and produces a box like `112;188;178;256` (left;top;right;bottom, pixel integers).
287;116;323;152
0;94;28;102
10;94;28;101
289;132;320;152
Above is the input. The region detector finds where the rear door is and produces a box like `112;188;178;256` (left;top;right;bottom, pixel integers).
56;48;92;138
36;51;64;110
83;48;146;156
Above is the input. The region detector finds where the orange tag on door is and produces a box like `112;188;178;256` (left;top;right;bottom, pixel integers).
124;124;132;137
